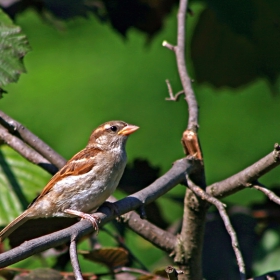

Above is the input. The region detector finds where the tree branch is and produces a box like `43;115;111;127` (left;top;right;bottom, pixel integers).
176;0;198;131
0;111;66;169
163;0;198;131
162;2;209;279
251;183;280;205
0;158;192;268
69;236;83;280
207;144;280;198
0;124;58;175
187;182;246;280
1;110;280;278
0;126;279;280
124;211;176;253
0;111;184;258
165;79;184;101
176;186;207;280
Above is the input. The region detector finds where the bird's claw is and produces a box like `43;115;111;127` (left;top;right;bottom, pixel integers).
64;209;100;234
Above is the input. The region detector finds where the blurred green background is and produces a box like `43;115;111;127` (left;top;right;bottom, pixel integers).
2;4;279;199
0;2;280;277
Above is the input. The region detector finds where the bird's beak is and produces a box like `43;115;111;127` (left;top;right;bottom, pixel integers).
118;124;139;135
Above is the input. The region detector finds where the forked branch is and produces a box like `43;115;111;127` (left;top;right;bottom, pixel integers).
163;0;198;131
187;181;246;280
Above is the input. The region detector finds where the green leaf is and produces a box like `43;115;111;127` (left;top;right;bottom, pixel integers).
0;9;31;96
0;145;51;226
253;228;280;275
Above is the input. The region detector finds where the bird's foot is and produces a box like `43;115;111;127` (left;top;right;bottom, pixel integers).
64;209;100;233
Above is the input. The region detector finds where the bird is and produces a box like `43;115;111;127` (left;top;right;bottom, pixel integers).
0;120;139;242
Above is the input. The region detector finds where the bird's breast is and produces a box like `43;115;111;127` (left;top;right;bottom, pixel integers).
36;150;127;217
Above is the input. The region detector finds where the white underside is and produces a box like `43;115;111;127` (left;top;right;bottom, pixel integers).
30;145;127;218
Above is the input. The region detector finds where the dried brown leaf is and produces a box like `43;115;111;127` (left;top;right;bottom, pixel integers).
79;247;129;268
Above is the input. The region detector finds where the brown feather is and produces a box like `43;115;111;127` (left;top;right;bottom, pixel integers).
29;147;102;206
0;147;102;241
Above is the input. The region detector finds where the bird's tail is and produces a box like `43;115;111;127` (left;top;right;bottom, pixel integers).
0;211;29;242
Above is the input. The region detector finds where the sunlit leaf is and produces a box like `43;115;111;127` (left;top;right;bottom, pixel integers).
0;145;51;226
0;8;31;95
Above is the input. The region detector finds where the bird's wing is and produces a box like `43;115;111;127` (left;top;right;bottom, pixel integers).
29;147;102;206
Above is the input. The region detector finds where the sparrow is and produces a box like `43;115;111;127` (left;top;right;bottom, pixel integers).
0;120;139;242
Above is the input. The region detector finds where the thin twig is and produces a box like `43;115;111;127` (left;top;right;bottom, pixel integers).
251;184;280;205
114;266;150;276
165;79;184;101
187;181;246;280
163;0;198;130
105;197;177;254
0;124;58;175
69;235;83;280
207;144;280;198
176;0;198;131
162;41;176;52
0;111;66;169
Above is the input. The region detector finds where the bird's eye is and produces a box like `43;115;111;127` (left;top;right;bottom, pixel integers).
110;126;118;132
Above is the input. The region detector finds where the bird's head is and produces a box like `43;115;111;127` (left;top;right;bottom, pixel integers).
88;120;139;149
